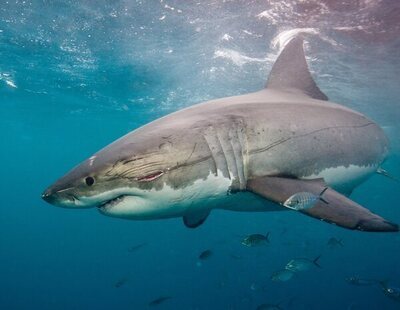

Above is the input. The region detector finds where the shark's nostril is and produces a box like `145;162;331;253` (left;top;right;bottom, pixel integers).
41;189;55;203
42;193;52;202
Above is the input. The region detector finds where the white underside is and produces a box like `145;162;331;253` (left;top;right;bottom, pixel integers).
95;164;377;220
303;164;378;194
98;171;232;220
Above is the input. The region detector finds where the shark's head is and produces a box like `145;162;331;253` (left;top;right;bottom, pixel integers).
41;129;207;220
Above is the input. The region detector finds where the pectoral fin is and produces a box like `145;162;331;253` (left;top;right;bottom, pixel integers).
247;176;398;232
183;209;211;228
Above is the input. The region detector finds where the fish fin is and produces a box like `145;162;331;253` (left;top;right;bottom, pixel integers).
265;232;271;243
319;187;328;197
183;209;210;228
313;255;322;268
376;167;399;182
266;36;329;101
319;187;329;204
247;176;399;232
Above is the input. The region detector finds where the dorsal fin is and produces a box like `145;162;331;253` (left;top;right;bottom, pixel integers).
266;36;328;101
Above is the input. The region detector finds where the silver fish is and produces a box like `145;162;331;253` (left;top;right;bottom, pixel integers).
283;188;328;211
285;255;321;272
241;232;270;247
199;249;213;260
327;237;344;248
148;296;172;307
379;281;400;301
346;276;377;286
271;269;295;282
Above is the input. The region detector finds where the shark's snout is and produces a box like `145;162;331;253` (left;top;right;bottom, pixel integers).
41;185;80;208
41;185;66;204
41;188;57;204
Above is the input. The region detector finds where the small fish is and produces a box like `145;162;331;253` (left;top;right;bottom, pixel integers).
327;237;344;248
256;303;283;310
128;242;147;253
345;276;377;286
285;255;321;272
283;188;328;211
196;249;213;267
148;296;172;307
199;249;213;260
376;167;399;182
114;277;128;288
379;281;400;301
271;269;295;282
241;232;270;247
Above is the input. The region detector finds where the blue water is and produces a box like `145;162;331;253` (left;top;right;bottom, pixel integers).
1;1;400;309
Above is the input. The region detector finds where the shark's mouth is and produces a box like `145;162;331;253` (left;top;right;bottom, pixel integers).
98;195;129;210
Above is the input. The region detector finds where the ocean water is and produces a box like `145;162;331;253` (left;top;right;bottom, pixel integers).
1;1;400;309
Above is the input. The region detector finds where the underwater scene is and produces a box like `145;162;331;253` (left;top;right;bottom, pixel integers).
1;1;400;309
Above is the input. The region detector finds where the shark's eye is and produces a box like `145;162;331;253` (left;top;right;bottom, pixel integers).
85;176;95;186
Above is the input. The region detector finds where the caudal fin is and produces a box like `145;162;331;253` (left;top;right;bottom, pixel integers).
265;232;271;243
313;255;322;268
319;187;329;204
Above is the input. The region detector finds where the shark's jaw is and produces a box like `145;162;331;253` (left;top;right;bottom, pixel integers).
42;185;144;209
97;194;131;210
97;171;233;220
96;194;159;219
42;168;233;220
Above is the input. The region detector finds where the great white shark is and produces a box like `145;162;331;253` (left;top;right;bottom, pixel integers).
42;36;398;232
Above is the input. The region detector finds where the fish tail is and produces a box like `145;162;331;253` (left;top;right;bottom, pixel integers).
265;232;271;243
320;197;329;204
319;187;329;196
313;255;322;268
319;187;329;204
